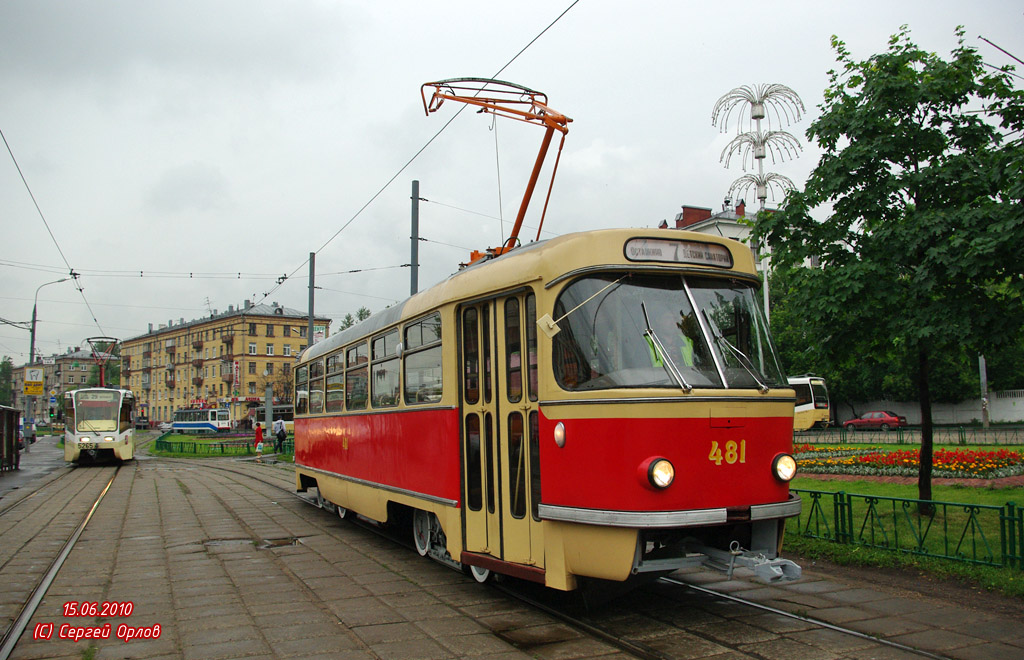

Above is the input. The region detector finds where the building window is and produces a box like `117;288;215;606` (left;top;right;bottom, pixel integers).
266;344;274;356
266;324;274;337
283;326;291;337
266;363;274;375
248;343;257;355
248;382;256;395
248;362;256;375
283;344;291;356
248;323;257;336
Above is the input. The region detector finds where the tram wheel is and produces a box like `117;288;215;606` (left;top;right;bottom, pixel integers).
337;505;348;520
413;510;432;557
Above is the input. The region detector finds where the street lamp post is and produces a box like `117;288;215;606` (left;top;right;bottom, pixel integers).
27;277;70;452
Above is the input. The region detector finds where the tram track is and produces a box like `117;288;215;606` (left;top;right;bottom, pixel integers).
0;466;121;660
138;455;965;659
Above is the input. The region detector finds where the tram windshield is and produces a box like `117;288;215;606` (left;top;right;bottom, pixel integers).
73;390;121;432
552;273;785;391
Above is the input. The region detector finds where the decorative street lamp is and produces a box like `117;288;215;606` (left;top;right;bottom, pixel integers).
712;84;805;321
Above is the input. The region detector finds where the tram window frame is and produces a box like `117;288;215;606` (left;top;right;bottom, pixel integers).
325;374;345;413
404;313;443;405
525;293;538;402
295;365;309;416
346;343;369;410
325;351;345;413
462;308;480;405
505;299;523;403
308;359;325;414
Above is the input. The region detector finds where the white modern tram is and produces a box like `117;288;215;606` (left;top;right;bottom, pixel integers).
64;388;136;463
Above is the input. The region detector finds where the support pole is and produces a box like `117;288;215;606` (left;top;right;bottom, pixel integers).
307;252;315;348
411;180;420;295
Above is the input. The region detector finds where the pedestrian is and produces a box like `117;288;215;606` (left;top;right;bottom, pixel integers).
254;423;263;463
272;417;286;453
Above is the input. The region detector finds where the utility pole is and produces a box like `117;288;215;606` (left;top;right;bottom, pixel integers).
979;355;990;429
307;252;315;348
411;180;420;296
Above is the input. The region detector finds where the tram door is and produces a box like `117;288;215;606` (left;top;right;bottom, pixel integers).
460;293;541;568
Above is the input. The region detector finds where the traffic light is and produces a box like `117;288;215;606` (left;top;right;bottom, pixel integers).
49;407;54;420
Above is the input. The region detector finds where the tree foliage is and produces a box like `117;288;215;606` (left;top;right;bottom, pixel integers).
753;27;1024;503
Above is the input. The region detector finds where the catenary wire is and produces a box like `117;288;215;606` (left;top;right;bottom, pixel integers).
249;0;581;308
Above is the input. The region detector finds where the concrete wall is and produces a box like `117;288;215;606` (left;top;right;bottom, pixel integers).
838;389;1024;425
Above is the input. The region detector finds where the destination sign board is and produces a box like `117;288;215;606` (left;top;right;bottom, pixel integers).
624;238;733;268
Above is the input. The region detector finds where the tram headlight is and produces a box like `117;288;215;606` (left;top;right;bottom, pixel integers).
639;457;675;490
772;453;797;482
103;436;114;443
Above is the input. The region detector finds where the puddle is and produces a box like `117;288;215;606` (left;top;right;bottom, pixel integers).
257;537;300;549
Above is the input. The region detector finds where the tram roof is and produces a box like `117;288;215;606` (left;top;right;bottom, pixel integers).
300;228;755;364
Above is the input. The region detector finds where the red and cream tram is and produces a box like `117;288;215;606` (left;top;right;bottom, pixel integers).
294;228;800;590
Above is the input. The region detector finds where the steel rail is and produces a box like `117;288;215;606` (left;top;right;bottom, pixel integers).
660;576;953;660
0;467;120;660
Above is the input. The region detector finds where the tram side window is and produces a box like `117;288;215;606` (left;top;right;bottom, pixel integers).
120;398;133;433
505;299;522;403
325;353;345;413
462;309;479;405
404;313;442;405
295;366;309;415
308;359;324;414
526;294;538;402
370;330;400;408
325;375;345;413
346;343;368;410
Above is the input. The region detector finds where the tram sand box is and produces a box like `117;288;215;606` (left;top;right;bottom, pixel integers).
294;228;802;591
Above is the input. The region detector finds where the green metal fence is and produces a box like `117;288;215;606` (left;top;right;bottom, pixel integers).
795;426;1024;446
792;489;1024;569
152;438;293;455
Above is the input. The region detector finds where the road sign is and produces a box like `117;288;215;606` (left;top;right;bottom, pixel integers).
23;368;43;396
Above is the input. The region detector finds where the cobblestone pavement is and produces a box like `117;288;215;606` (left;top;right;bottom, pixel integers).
1;438;1021;659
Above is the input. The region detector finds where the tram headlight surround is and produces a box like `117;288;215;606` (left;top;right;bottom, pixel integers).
639;457;675;490
772;453;797;482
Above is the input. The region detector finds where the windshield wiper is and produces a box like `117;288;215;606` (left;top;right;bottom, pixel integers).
702;311;769;393
641;301;692;393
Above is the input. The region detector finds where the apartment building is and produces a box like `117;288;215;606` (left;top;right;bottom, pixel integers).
121;301;330;425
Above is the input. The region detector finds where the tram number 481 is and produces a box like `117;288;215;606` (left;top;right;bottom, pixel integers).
708;440;746;466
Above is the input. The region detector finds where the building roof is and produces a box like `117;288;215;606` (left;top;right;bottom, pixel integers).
124;301;330;343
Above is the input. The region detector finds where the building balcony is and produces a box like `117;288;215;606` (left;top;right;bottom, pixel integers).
222;374;234;384
143;350;152;359
142;365;152;373
192;377;204;387
165;378;176;389
166;345;176;355
191;359;204;368
221;333;234;344
166;363;175;371
192;340;204;349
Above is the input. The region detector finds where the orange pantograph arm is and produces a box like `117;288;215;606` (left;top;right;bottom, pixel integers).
421;78;572;257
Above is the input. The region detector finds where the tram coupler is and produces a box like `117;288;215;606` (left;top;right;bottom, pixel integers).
695;541;801;583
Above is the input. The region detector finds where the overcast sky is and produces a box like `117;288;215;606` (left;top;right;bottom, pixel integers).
2;0;1021;365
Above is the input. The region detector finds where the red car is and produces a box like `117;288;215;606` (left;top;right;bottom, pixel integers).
844;410;907;431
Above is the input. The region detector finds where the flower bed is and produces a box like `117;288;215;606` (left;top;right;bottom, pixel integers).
794;444;1024;479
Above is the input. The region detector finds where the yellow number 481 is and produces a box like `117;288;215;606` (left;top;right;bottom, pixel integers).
708;440;746;466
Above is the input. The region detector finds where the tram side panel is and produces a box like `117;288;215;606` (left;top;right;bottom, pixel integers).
295;408;462;524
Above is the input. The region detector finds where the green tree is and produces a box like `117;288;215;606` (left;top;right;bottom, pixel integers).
753;27;1024;506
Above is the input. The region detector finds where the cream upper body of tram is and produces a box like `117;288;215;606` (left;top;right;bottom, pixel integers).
294;228;800;590
64;388;136;463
